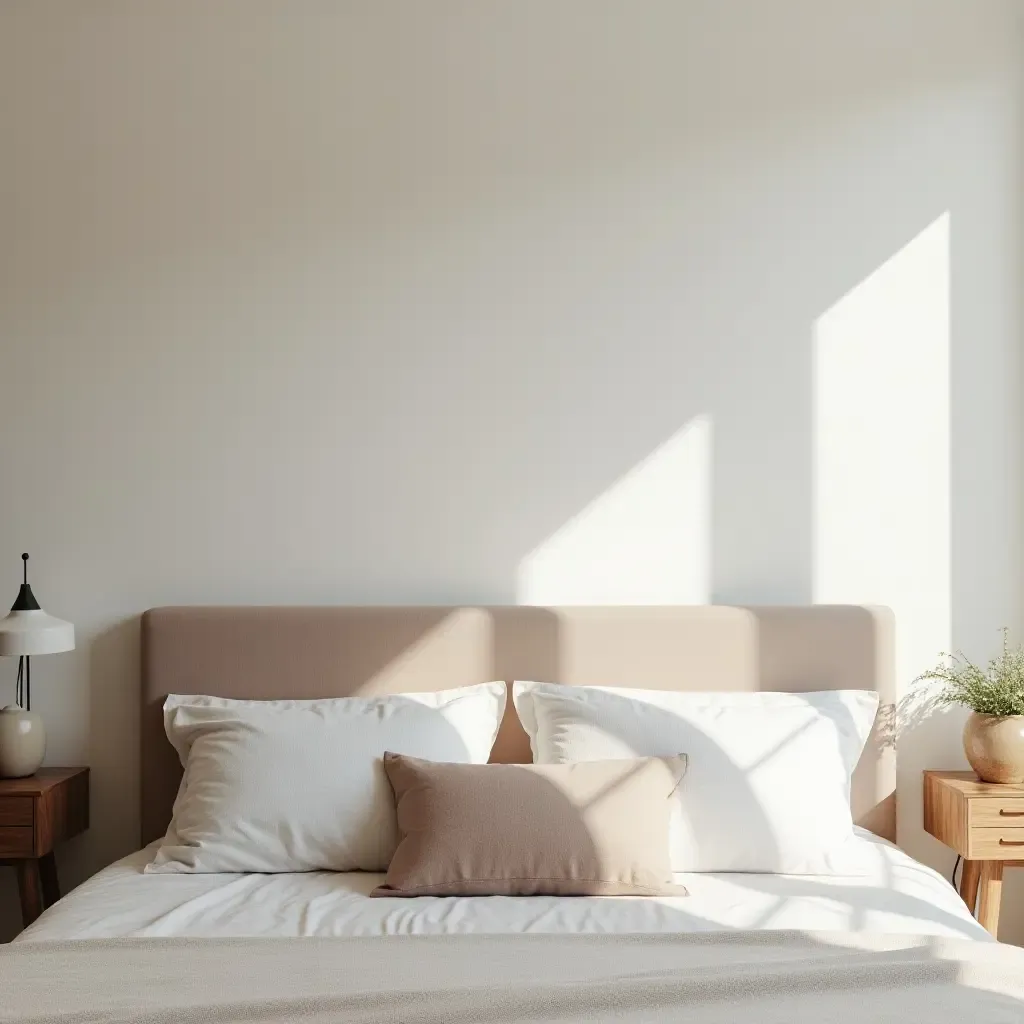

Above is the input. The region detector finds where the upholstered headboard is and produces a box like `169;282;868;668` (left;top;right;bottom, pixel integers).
140;605;896;846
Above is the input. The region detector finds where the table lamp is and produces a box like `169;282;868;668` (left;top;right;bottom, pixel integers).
0;554;75;777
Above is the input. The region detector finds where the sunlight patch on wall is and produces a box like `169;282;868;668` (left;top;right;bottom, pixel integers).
814;214;950;691
518;416;712;605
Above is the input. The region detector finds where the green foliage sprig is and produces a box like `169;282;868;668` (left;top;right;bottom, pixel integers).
917;629;1024;717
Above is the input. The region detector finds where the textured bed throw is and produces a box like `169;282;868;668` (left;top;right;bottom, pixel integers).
2;932;1023;1023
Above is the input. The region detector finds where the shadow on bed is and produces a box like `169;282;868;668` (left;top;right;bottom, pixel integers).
721;864;984;940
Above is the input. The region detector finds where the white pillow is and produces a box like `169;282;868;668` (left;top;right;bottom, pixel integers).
513;683;878;874
147;682;507;874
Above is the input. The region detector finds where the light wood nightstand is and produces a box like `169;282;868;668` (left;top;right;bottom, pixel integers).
924;769;1024;937
0;767;89;929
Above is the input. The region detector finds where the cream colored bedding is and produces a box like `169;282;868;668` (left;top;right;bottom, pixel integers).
2;931;1022;1023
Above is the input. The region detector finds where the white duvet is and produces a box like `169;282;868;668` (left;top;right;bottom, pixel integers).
18;831;988;943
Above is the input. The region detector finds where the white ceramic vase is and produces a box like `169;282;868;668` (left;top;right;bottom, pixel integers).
0;705;46;777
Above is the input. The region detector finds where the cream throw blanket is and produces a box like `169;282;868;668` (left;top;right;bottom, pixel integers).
2;932;1023;1023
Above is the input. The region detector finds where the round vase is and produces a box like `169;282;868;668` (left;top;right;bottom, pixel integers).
963;712;1024;784
0;705;46;778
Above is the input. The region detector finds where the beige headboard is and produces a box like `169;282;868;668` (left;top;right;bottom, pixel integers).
140;604;896;846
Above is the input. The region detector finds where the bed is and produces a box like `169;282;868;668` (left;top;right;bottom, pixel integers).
4;605;1023;1023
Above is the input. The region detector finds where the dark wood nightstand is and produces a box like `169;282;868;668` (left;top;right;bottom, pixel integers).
924;769;1024;937
0;767;89;928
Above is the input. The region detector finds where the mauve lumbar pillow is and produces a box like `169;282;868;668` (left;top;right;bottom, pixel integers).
372;752;688;897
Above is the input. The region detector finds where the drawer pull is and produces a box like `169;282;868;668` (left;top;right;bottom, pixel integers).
999;809;1024;817
998;838;1024;846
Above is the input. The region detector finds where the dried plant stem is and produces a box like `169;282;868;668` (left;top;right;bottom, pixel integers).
916;629;1024;717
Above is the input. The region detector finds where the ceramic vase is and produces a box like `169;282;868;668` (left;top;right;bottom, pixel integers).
0;705;46;778
964;712;1024;784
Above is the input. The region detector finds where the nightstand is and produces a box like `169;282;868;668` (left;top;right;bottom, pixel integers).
0;767;89;928
924;769;1024;937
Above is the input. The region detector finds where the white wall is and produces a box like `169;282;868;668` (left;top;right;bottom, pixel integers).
1;1;1021;941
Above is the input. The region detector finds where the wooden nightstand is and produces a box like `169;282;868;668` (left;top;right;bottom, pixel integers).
0;767;89;929
924;770;1024;937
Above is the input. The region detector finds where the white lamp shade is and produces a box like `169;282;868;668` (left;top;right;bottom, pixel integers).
0;610;75;656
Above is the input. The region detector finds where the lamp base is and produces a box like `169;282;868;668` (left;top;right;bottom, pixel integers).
0;705;45;777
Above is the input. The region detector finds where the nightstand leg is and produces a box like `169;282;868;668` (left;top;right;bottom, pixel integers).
959;858;982;914
39;852;60;907
978;861;1004;936
15;859;44;927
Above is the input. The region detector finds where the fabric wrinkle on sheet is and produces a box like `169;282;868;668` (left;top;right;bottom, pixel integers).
17;831;990;944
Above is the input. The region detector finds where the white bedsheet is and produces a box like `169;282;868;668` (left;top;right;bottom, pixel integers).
18;831;987;943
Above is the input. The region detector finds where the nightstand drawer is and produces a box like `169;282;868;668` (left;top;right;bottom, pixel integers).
970;828;1024;859
0;797;33;827
0;827;34;857
972;799;1024;827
